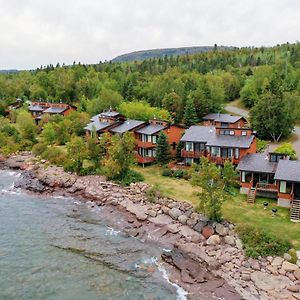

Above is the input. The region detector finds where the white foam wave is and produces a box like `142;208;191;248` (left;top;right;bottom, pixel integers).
105;226;120;236
157;263;188;300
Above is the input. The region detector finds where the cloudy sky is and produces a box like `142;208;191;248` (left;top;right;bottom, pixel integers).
0;0;299;69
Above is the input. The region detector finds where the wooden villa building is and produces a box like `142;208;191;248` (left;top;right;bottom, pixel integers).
85;110;185;165
28;101;76;121
180;115;256;166
237;153;300;221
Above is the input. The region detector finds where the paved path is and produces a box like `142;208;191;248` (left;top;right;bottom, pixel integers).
225;103;300;158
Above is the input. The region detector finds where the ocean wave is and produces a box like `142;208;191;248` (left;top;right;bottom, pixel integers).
105;226;120;236
157;263;188;300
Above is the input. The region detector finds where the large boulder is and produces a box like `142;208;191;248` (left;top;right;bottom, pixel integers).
250;271;292;291
271;256;284;267
281;261;299;272
148;214;174;226
179;225;203;243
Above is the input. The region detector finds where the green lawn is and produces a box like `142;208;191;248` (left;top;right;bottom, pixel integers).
135;165;300;249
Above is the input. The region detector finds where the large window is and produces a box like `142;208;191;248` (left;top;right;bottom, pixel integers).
235;148;239;159
211;147;220;157
185;157;194;166
241;171;252;183
280;181;292;194
185;142;193;151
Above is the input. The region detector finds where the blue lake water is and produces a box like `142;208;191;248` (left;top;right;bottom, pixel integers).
0;170;186;300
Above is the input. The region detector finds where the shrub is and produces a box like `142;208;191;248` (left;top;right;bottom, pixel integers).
41;147;67;166
162;168;173;177
145;184;162;203
237;224;291;258
119;169;144;186
173;170;184;178
32;142;48;156
288;249;298;264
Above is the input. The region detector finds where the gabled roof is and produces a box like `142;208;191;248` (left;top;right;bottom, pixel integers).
181;126;215;143
110;120;145;134
274;160;300;182
135;124;166;135
180;125;254;148
43;107;67;114
206;134;254;149
203;113;245;124
99;110;121;118
28;105;44;111
237;153;278;174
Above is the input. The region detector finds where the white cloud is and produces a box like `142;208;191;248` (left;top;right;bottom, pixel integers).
0;0;299;69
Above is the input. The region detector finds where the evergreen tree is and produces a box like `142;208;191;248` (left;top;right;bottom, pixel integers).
175;140;184;161
183;98;198;126
156;132;170;164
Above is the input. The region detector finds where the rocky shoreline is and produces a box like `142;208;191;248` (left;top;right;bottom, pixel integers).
1;153;300;300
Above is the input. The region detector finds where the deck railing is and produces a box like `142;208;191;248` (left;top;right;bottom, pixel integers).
256;183;278;192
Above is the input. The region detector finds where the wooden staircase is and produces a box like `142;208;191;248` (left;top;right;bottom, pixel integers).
247;187;257;204
290;200;300;222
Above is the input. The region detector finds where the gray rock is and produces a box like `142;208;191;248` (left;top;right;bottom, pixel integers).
271;256;284;267
215;223;229;236
206;235;221;245
186;218;197;227
166;223;180;234
168;208;182;220
149;214;174;226
235;238;243;250
179;225;203;242
283;253;292;262
193;221;205;233
224;236;235;246
178;215;188;225
146;209;157;217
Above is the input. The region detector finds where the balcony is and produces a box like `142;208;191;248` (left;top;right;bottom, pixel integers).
181;149;206;159
208;155;239;165
135;153;155;164
256;183;278;193
136;139;155;148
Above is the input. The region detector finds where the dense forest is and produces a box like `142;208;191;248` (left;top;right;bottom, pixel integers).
0;43;300;140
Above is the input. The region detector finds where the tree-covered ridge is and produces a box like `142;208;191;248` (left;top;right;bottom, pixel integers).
0;43;299;130
111;45;235;62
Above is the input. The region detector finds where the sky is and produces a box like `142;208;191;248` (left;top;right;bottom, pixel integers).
0;0;299;70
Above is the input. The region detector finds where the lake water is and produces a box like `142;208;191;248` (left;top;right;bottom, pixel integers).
0;170;187;300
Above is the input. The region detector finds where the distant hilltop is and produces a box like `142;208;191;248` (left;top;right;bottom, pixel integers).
0;69;18;74
111;46;237;62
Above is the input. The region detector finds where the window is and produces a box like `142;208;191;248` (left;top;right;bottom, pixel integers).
242;171;252;183
230;131;235;136
185;142;193;151
242;171;246;182
152;135;157;144
235;148;239;159
147;135;152;143
211;147;220;157
242;131;247;136
221;122;229;128
185;157;194;166
280;181;286;193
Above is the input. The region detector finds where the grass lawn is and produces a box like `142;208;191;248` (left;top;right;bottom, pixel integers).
135;164;300;249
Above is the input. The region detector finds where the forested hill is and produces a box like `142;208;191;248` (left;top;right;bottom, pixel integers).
112;46;236;62
0;70;18;74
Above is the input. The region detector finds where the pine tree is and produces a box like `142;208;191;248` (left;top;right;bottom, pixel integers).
183;98;198;127
156;132;170;164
